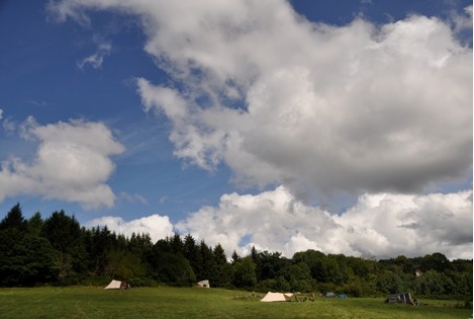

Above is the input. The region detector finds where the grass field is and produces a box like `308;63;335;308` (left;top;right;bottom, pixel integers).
0;286;471;319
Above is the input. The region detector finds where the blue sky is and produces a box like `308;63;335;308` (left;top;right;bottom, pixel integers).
0;0;472;259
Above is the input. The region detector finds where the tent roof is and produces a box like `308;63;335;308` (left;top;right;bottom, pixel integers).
104;279;122;290
197;280;210;288
260;292;292;302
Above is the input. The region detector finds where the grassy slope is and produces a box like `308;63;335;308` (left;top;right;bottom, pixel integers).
0;286;471;319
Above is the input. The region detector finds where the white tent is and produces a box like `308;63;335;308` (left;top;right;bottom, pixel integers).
197;280;210;288
104;279;122;290
260;292;293;302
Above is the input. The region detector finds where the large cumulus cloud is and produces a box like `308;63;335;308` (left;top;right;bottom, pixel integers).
175;186;472;259
89;186;472;259
49;0;472;199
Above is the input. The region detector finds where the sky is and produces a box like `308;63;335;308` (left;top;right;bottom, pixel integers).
0;0;472;260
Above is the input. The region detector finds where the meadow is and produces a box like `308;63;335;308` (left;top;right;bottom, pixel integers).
0;286;471;319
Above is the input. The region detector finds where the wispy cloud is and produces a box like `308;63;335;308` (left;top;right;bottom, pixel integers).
119;192;148;205
451;5;473;32
2;118;16;133
27;99;48;107
77;36;112;70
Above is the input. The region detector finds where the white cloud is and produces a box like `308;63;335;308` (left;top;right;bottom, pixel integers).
77;36;112;70
176;186;473;260
28;99;48;107
94;186;472;259
2;118;15;133
119;192;148;205
86;214;174;242
0;109;3;120
0;117;124;209
451;5;473;32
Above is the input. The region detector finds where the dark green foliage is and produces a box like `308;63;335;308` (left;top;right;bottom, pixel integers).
421;252;452;273
448;270;473;296
151;252;196;286
289;262;317;292
82;226;116;276
183;234;203;279
0;229;57;286
415;270;452;295
231;250;241;264
376;270;404;294
41;211;87;284
199;240;214;281
210;244;233;287
170;233;184;255
233;257;257;288
105;249;146;279
26;212;43;236
254;250;291;282
0;205;56;286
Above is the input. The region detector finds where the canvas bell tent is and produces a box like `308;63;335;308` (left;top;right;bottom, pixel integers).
260;292;293;302
104;280;122;290
197;280;210;288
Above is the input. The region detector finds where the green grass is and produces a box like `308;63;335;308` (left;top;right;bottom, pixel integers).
0;286;471;319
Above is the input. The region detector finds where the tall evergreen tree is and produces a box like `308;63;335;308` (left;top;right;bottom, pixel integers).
199;240;214;281
231;250;241;265
0;204;58;286
41;211;87;283
0;203;27;231
183;234;203;279
211;244;233;287
26;212;43;236
170;233;184;256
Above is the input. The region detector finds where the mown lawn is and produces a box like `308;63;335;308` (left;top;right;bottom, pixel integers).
0;286;471;319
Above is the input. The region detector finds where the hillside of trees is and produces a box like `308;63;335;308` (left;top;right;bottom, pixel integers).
0;204;472;299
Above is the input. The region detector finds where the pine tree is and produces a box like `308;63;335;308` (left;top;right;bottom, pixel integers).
0;203;27;232
41;211;87;283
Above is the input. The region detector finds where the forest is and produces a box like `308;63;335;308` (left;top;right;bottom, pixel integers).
0;203;472;299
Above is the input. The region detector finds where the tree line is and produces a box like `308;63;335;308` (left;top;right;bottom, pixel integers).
0;204;472;299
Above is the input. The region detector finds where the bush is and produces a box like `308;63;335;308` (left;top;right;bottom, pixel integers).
291;279;313;293
128;277;159;287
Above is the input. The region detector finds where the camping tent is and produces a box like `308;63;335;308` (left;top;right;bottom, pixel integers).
326;292;336;298
104;280;122;290
260;292;293;302
386;292;413;304
197;280;210;288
